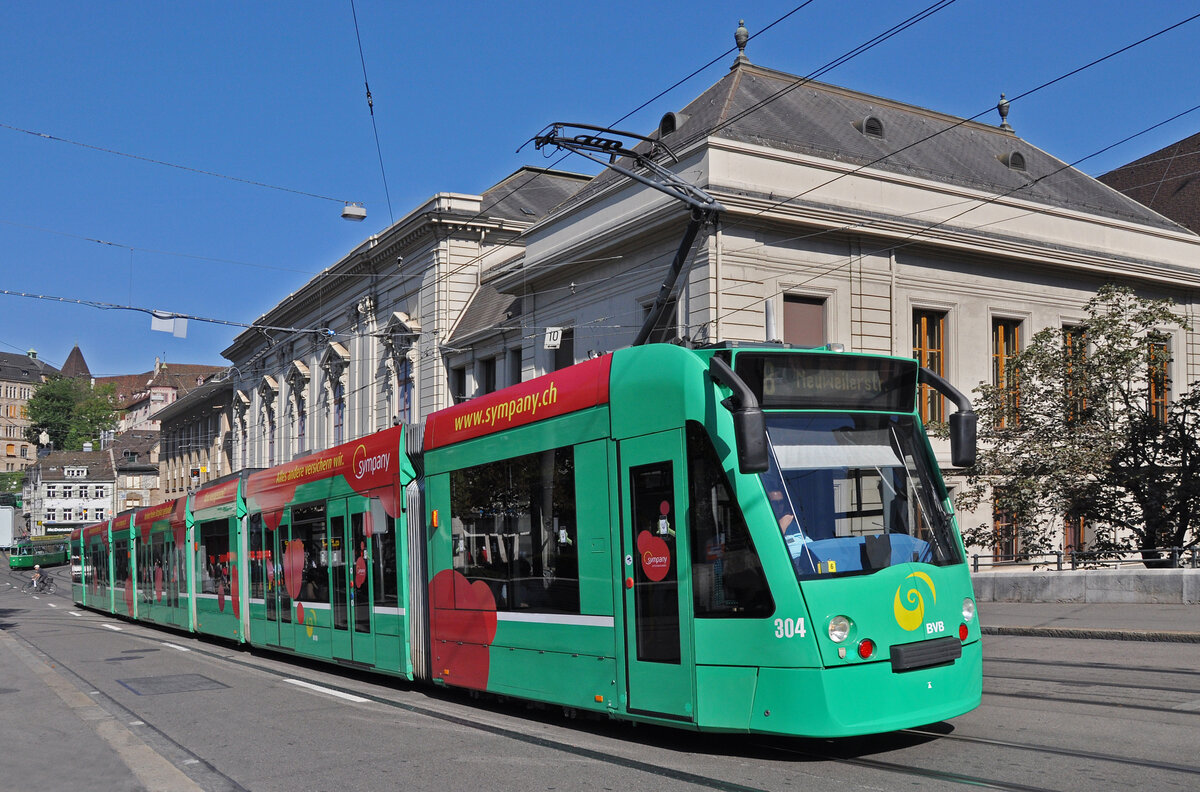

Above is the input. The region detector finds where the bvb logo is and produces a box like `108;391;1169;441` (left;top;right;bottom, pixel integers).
893;571;936;632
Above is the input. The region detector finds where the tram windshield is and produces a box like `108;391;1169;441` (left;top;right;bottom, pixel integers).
761;413;962;581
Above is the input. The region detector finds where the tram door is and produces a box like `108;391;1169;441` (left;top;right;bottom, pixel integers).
330;498;375;665
271;514;295;650
619;429;695;721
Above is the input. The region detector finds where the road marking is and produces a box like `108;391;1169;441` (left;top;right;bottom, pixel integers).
103;624;122;631
1173;699;1200;711
130;720;145;726
162;642;191;652
284;678;369;703
69;611;82;617
48;603;58;608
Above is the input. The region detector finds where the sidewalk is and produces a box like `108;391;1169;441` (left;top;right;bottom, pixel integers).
979;601;1200;642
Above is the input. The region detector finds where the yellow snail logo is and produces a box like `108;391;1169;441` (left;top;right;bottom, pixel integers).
893;571;936;631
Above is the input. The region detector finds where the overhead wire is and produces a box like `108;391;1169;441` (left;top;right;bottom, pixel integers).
0;120;358;205
11;6;1196;355
349;0;394;225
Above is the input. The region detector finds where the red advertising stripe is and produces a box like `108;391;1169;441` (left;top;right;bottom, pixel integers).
424;355;612;451
245;424;406;520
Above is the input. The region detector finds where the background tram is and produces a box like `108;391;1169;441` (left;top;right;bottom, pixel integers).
70;342;981;738
7;536;69;569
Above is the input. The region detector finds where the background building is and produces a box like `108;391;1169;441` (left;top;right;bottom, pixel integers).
155;373;235;497
22;450;113;536
0;350;59;472
98;357;226;432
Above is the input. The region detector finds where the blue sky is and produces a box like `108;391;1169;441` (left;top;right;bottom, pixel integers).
2;1;1198;376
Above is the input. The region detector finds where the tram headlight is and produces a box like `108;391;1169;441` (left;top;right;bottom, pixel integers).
828;615;851;643
962;597;976;622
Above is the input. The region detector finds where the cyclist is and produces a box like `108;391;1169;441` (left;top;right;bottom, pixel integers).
31;564;47;592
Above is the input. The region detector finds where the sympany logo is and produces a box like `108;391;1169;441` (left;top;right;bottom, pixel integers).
893;570;936;632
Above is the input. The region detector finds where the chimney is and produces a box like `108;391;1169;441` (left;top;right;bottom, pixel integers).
27;349;37;360
83;441;94;452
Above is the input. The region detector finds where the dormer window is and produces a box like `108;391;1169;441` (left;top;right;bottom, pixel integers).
858;116;885;139
999;151;1026;171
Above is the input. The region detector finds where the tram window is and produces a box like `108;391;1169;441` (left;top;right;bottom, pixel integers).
248;513;268;600
198;518;234;596
450;446;579;614
368;495;398;609
686;423;774;618
288;504;328;603
113;538;130;586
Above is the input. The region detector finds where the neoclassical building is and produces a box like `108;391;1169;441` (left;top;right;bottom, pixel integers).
221;168;589;471
218;41;1200;557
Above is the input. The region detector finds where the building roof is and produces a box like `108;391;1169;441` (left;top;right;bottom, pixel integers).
448;282;522;344
0;351;59;384
108;431;159;472
1097;130;1200;234
32;450;114;482
60;345;92;379
478;167;590;223
96;361;226;409
555;61;1185;234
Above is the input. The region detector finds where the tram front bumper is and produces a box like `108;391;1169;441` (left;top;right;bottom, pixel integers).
746;639;981;738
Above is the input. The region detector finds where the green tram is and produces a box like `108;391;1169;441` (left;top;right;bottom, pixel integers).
8;536;70;570
71;342;981;737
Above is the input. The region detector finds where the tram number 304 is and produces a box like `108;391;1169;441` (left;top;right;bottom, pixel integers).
773;617;807;639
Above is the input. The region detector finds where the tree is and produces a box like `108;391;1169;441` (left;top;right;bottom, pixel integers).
23;376;118;451
0;471;22;505
957;285;1199;564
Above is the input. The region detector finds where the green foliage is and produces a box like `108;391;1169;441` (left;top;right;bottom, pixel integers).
957;285;1198;562
23;376;117;451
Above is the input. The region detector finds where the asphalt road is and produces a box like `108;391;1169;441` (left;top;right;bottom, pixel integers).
4;567;1199;792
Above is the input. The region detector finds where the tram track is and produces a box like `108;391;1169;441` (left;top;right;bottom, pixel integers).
12;592;1192;792
902;726;1200;779
982;687;1200;717
986;655;1200;679
9;604;1060;792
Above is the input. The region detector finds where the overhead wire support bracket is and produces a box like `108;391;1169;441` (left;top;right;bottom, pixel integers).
527;122;724;346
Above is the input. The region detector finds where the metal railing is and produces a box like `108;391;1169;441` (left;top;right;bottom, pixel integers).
972;546;1200;573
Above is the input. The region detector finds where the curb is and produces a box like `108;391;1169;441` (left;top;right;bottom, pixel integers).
982;625;1200;643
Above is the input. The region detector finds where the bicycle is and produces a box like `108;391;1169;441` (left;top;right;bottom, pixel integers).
21;577;56;595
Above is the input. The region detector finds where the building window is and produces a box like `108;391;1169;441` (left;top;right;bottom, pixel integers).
396;356;413;424
78;485;88;499
46;509;56;522
993;508;1018;561
508;348;522;387
992;318;1021;427
783;295;826;347
96;509;106;520
4;443;12;457
912;310;946;423
62;486;73;499
450;367;467;405
644;297;679;345
1063;325;1087;424
63;508;73;522
1064;511;1087;555
46;485;57;498
267;407;277;468
333;381;345;445
480;357;497;395
1149;334;1170;422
